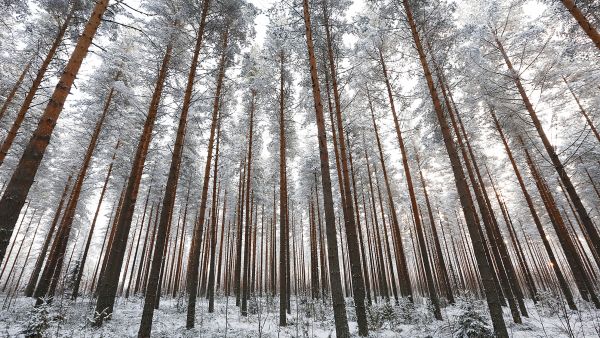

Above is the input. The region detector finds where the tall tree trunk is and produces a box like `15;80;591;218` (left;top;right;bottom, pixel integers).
348;139;372;305
234;158;246;304
0;201;35;279
94;37;174;324
72;139;120;300
321;2;368;332
560;0;600;50
378;50;441;316
0;6;75;166
364;148;390;301
0;0;111;262
185;25;228;329
401;1;507;335
490;109;576;308
277;49;289;326
309;191;320;299
134;201;156;295
141;194;163;295
315;174;329;300
138;3;209;332
24;176;71;297
416;154;454;304
2;210;37;292
90;199;118;295
495;35;600;263
0;60;31;123
520;137;600;308
34;83;114;305
241;91;256;317
302;0;350;335
562;77;600;143
367;92;408;301
207;140;222;312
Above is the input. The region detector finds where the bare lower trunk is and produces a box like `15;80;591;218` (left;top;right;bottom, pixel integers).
186;26;228;329
302;0;350;335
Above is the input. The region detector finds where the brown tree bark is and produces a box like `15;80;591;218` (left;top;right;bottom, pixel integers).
72;139;120;300
216;189;227;292
185;25;228;329
34;82;114;306
562;77;600;144
207;144;222;312
90;198;119;295
560;0;600;50
495;35;600;264
141;194;163;295
302;0;350;335
94;37;174;324
134;201;156;295
314;174;329;300
0;60;31;123
277;49;289;326
416;154;454;304
520;137;600;308
401;1;507;335
0;6;75;166
0;0;111;262
138;3;210;332
241;91;256;317
321;2;368;331
368;91;411;300
126;196;149;298
234;158;246;305
24;176;71;297
378;50;441;316
309;192;320;299
364;148;390;301
373;157;400;301
347;138;372;305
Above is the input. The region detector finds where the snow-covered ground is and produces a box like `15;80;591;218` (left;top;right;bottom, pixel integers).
1;294;599;337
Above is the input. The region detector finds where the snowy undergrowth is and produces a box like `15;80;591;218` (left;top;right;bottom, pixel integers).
1;294;599;337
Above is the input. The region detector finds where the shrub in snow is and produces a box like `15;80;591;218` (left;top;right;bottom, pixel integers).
248;296;259;315
397;297;418;324
311;299;329;321
89;308;111;326
175;293;186;313
452;301;493;338
345;298;356;321
537;291;561;317
21;298;52;338
367;301;397;330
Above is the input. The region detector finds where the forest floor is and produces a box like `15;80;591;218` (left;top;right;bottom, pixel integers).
0;293;599;337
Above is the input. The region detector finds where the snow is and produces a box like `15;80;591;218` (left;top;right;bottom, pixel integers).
1;295;600;337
